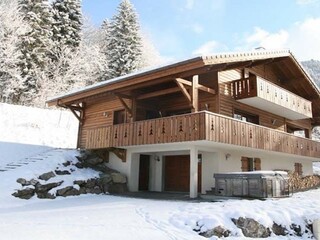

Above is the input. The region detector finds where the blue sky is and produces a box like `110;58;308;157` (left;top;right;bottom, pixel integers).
82;0;320;61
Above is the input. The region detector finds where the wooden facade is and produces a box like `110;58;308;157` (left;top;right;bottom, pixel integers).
47;50;320;160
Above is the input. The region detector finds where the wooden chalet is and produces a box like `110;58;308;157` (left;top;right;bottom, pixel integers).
47;49;320;198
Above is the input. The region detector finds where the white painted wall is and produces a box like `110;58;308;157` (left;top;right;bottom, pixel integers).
201;152;219;194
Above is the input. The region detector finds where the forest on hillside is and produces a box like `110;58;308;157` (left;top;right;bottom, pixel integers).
0;0;162;107
302;60;320;87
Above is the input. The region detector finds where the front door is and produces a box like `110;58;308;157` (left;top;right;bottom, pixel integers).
138;155;150;191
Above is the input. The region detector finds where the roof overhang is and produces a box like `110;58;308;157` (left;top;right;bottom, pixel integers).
46;49;320;112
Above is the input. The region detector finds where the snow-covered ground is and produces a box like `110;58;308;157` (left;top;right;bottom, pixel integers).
1;103;320;239
0;149;320;240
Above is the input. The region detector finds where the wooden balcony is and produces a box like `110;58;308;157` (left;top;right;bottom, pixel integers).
232;75;312;120
85;111;320;158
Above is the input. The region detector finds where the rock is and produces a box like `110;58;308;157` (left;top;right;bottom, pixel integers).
12;188;35;199
98;174;112;193
290;224;302;237
37;191;56;199
73;180;86;186
76;151;89;161
16;178;39;187
62;161;71;167
86;186;102;194
79;187;87;194
200;225;231;238
56;186;73;196
272;223;287;236
16;178;27;186
56;186;80;197
29;179;39;186
85;157;103;166
93;163;116;174
111;172;126;183
38;171;55;181
232;217;271;238
85;179;97;188
75;162;84;169
108;183;128;194
55;170;71;175
35;181;63;192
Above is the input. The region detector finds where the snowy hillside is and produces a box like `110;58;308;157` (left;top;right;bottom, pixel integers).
0;103;78;148
0;103;78;166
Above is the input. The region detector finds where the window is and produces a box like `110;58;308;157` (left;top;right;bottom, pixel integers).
241;157;261;172
294;163;303;176
166;109;191;117
234;110;259;124
113;110;126;125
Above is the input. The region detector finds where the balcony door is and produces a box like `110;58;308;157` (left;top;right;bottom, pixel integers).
233;109;259;124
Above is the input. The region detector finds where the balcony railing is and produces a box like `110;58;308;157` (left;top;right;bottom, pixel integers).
231;75;312;120
85;111;320;158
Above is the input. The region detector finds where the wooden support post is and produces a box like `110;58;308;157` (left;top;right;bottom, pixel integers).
192;75;199;112
131;97;137;122
305;128;311;139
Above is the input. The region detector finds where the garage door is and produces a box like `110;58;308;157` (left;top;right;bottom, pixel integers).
164;155;201;192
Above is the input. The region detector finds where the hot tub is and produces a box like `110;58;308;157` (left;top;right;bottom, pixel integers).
214;171;290;198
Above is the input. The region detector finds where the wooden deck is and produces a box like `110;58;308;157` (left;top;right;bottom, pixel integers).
85;111;320;158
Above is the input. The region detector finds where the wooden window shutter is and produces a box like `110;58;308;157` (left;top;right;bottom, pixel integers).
241;157;249;172
294;163;302;175
254;158;261;171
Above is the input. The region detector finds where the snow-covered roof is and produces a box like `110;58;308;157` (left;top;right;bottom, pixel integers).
47;49;320;105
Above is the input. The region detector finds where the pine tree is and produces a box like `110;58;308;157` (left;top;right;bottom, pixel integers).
0;0;29;104
18;0;54;104
106;0;142;79
52;0;82;50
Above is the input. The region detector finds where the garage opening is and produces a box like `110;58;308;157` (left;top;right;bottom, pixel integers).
164;155;201;192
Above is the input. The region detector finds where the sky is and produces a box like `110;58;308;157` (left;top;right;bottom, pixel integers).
82;0;320;62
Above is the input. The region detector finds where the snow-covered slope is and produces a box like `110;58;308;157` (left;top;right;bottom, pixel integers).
0;103;78;148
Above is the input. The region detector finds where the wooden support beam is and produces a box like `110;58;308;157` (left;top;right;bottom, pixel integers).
108;147;127;162
176;77;215;95
197;85;215;94
114;93;132;99
136;87;181;100
117;95;132;117
69;108;82;122
192;75;199;112
67;103;85;125
176;78;192;86
175;79;192;103
92;149;110;163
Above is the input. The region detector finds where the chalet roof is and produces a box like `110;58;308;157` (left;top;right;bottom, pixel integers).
47;49;320;109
